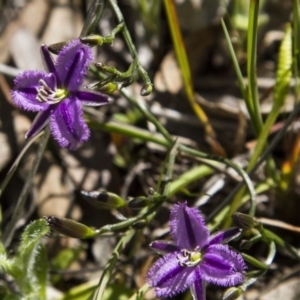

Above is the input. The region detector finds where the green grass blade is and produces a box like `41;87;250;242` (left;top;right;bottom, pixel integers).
247;0;263;134
221;19;250;115
163;0;220;151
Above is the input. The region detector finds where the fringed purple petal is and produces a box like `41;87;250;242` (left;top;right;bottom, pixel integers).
208;228;241;246
76;89;110;106
40;45;57;77
25;107;52;139
50;96;90;150
190;270;206;300
150;240;179;255
200;244;246;287
55;39;92;91
170;203;209;251
11;70;52;112
147;252;197;298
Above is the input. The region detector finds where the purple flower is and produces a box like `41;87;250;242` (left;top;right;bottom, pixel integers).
147;203;246;300
11;39;109;150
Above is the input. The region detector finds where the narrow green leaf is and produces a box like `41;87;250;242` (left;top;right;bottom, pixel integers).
293;0;300;99
247;0;264;135
274;23;292;108
221;19;248;109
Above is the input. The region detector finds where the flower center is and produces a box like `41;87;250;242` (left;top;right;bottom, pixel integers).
177;249;203;267
36;79;68;104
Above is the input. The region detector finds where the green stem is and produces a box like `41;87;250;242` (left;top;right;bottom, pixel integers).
247;107;280;171
120;89;174;144
242;253;268;270
163;141;179;196
168;165;214;197
95;202;161;235
86;164;214;236
108;0;152;91
91;229;135;300
87;119;170;147
2;127;50;248
96;60;135;79
260;227;300;260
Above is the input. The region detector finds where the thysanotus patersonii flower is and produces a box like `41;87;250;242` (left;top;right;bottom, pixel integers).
11;39;109;150
147;202;246;300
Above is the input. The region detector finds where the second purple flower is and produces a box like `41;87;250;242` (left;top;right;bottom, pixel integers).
11;39;109;150
147;202;246;300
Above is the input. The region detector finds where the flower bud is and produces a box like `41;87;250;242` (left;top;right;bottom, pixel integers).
48;41;68;54
222;287;243;300
240;240;252;250
45;216;95;239
81;190;126;210
97;82;118;93
140;83;153;96
232;212;257;230
128;197;151;209
80;35;104;46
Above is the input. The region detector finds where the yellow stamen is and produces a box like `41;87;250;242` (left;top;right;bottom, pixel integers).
190;252;202;262
55;88;67;101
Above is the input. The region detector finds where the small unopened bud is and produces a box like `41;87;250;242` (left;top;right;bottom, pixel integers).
45;216;95;239
147;187;155;195
81;190;126;210
232;212;257;230
222;287;243;300
94;62;105;70
132;220;148;229
48;41;69;54
128;197;151;209
80;35;104;46
97;82;118;93
240;240;252;250
140;83;153;96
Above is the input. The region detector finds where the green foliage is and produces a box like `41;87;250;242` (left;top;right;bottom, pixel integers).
51;247;82;284
32;245;48;299
59;282;133;300
0;253;21;278
102;284;133;300
0;219;49;299
17;219;49;258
